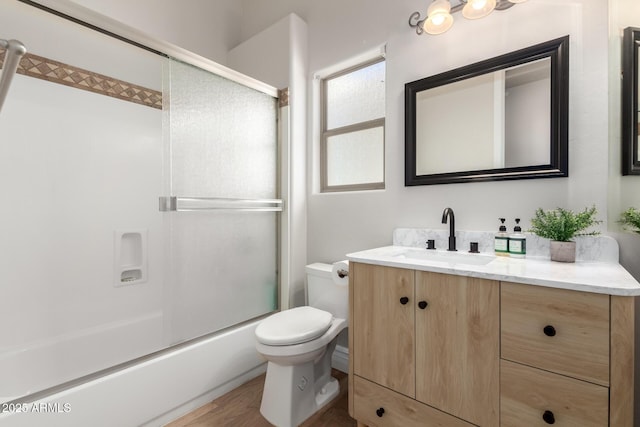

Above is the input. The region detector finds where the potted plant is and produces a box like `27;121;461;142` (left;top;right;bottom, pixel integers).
619;207;640;234
529;206;601;262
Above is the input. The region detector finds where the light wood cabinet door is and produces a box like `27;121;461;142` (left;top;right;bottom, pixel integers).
353;263;415;398
415;271;500;427
501;282;610;386
501;359;609;427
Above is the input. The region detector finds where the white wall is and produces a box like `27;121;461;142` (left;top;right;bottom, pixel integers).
288;0;609;264
68;0;242;64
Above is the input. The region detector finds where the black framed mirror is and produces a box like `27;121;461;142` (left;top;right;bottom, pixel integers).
405;36;569;186
622;27;640;175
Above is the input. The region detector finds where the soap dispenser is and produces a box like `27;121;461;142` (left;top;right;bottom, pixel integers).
509;218;526;258
495;218;509;257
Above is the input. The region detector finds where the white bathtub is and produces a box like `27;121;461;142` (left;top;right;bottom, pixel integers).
0;311;164;402
0;320;266;427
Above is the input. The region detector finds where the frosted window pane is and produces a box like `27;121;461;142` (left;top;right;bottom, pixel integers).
327;127;384;186
167;60;277;199
326;61;385;130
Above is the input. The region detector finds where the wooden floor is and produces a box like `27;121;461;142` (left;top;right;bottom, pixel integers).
165;370;356;427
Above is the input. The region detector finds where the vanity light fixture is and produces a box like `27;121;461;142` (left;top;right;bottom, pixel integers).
409;0;527;35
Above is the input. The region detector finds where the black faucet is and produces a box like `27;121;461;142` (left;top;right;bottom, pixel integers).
441;207;456;251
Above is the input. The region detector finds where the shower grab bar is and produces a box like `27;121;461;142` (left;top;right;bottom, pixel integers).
159;196;283;212
0;39;27;113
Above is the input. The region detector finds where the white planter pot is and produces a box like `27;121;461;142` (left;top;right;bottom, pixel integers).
550;240;576;263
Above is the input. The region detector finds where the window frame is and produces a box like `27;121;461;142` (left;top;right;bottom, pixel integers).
320;57;386;192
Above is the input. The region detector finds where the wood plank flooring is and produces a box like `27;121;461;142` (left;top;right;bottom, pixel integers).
165;370;355;427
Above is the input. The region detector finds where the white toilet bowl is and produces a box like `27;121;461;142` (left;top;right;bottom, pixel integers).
255;263;348;427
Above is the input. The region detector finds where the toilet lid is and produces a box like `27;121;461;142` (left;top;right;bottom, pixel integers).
255;306;333;346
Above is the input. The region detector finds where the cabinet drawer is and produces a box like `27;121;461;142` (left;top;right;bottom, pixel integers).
501;282;609;385
501;359;609;427
353;375;474;427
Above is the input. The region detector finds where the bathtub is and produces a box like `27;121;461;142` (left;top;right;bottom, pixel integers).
0;311;164;403
0;320;266;427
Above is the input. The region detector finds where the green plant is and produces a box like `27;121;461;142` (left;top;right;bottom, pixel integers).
619;207;640;233
529;206;601;242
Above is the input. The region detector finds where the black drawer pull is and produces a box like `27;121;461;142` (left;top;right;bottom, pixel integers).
542;410;555;424
418;300;428;309
376;407;385;417
543;325;556;337
400;297;409;305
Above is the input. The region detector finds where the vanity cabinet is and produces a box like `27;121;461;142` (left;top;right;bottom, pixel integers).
349;263;636;427
350;263;500;426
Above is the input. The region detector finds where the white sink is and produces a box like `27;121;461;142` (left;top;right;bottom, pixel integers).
393;248;496;266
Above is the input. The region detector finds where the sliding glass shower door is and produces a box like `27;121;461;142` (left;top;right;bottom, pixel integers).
162;59;280;344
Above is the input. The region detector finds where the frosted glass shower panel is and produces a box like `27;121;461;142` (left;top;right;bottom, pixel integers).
168;60;278;198
164;58;279;344
167;211;278;342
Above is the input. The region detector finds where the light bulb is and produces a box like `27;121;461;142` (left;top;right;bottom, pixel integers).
423;0;454;35
431;14;446;26
462;0;496;19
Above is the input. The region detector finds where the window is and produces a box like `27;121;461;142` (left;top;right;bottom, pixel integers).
321;58;385;192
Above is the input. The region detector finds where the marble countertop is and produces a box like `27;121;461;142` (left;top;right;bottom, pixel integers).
346;245;640;296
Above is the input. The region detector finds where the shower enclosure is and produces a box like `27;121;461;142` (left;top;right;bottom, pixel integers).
0;0;280;405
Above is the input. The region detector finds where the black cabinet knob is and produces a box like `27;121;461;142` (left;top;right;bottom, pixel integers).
418;300;428;309
376;407;385;417
543;325;556;337
400;296;409;305
542;410;555;424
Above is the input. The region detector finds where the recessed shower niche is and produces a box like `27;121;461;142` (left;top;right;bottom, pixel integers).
114;230;148;286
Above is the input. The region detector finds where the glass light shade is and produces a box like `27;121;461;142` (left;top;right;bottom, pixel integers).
462;0;497;19
508;0;527;3
423;0;454;35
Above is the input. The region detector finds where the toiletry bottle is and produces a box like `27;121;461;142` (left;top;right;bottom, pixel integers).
509;218;526;258
495;218;509;257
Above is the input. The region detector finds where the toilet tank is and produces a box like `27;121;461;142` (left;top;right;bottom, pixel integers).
306;263;349;321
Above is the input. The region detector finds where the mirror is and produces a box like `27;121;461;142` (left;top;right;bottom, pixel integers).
622;27;640;175
405;36;569;186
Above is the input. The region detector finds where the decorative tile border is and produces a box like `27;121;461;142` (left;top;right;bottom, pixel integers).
278;88;289;108
0;48;162;109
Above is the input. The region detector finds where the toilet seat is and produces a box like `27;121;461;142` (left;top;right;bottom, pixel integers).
255;306;333;346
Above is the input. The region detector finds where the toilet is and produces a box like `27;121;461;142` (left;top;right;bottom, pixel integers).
255;262;348;427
